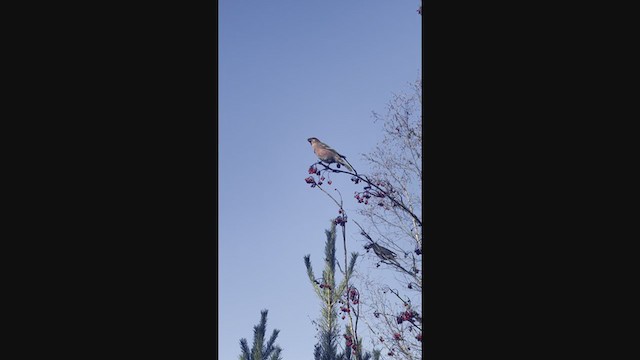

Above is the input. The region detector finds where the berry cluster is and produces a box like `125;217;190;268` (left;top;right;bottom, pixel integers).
334;216;347;226
416;333;423;342
393;332;402;340
343;333;353;347
305;176;316;187
353;180;397;209
354;185;387;206
348;287;359;305
305;164;333;187
313;279;332;290
342;334;358;352
396;310;420;324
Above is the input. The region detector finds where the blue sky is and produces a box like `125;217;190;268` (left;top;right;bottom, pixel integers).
219;1;421;358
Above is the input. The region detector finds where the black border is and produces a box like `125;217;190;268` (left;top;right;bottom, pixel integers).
422;3;594;358
23;2;219;358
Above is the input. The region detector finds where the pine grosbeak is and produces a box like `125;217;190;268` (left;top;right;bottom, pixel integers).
364;242;397;261
307;137;354;172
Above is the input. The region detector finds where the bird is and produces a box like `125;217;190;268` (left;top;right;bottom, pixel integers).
364;242;397;262
307;137;354;172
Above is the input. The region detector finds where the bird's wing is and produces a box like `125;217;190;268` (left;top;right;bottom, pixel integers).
319;142;347;158
373;243;396;258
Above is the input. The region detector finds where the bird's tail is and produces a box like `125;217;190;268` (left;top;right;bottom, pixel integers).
338;157;354;172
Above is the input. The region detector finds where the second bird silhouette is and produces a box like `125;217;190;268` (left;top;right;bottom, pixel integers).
307;137;354;172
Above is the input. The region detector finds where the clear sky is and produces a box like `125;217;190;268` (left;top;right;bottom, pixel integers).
219;1;421;358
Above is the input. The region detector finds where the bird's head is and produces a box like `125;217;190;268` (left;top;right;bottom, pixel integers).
307;137;319;144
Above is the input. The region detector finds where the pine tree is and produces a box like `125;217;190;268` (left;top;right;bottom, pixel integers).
305;221;374;360
238;310;283;360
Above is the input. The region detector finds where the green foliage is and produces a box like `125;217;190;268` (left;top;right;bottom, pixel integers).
371;349;381;360
304;222;341;360
238;310;283;360
304;221;369;360
336;326;376;360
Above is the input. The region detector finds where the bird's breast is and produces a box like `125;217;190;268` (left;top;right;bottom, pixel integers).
315;149;335;162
